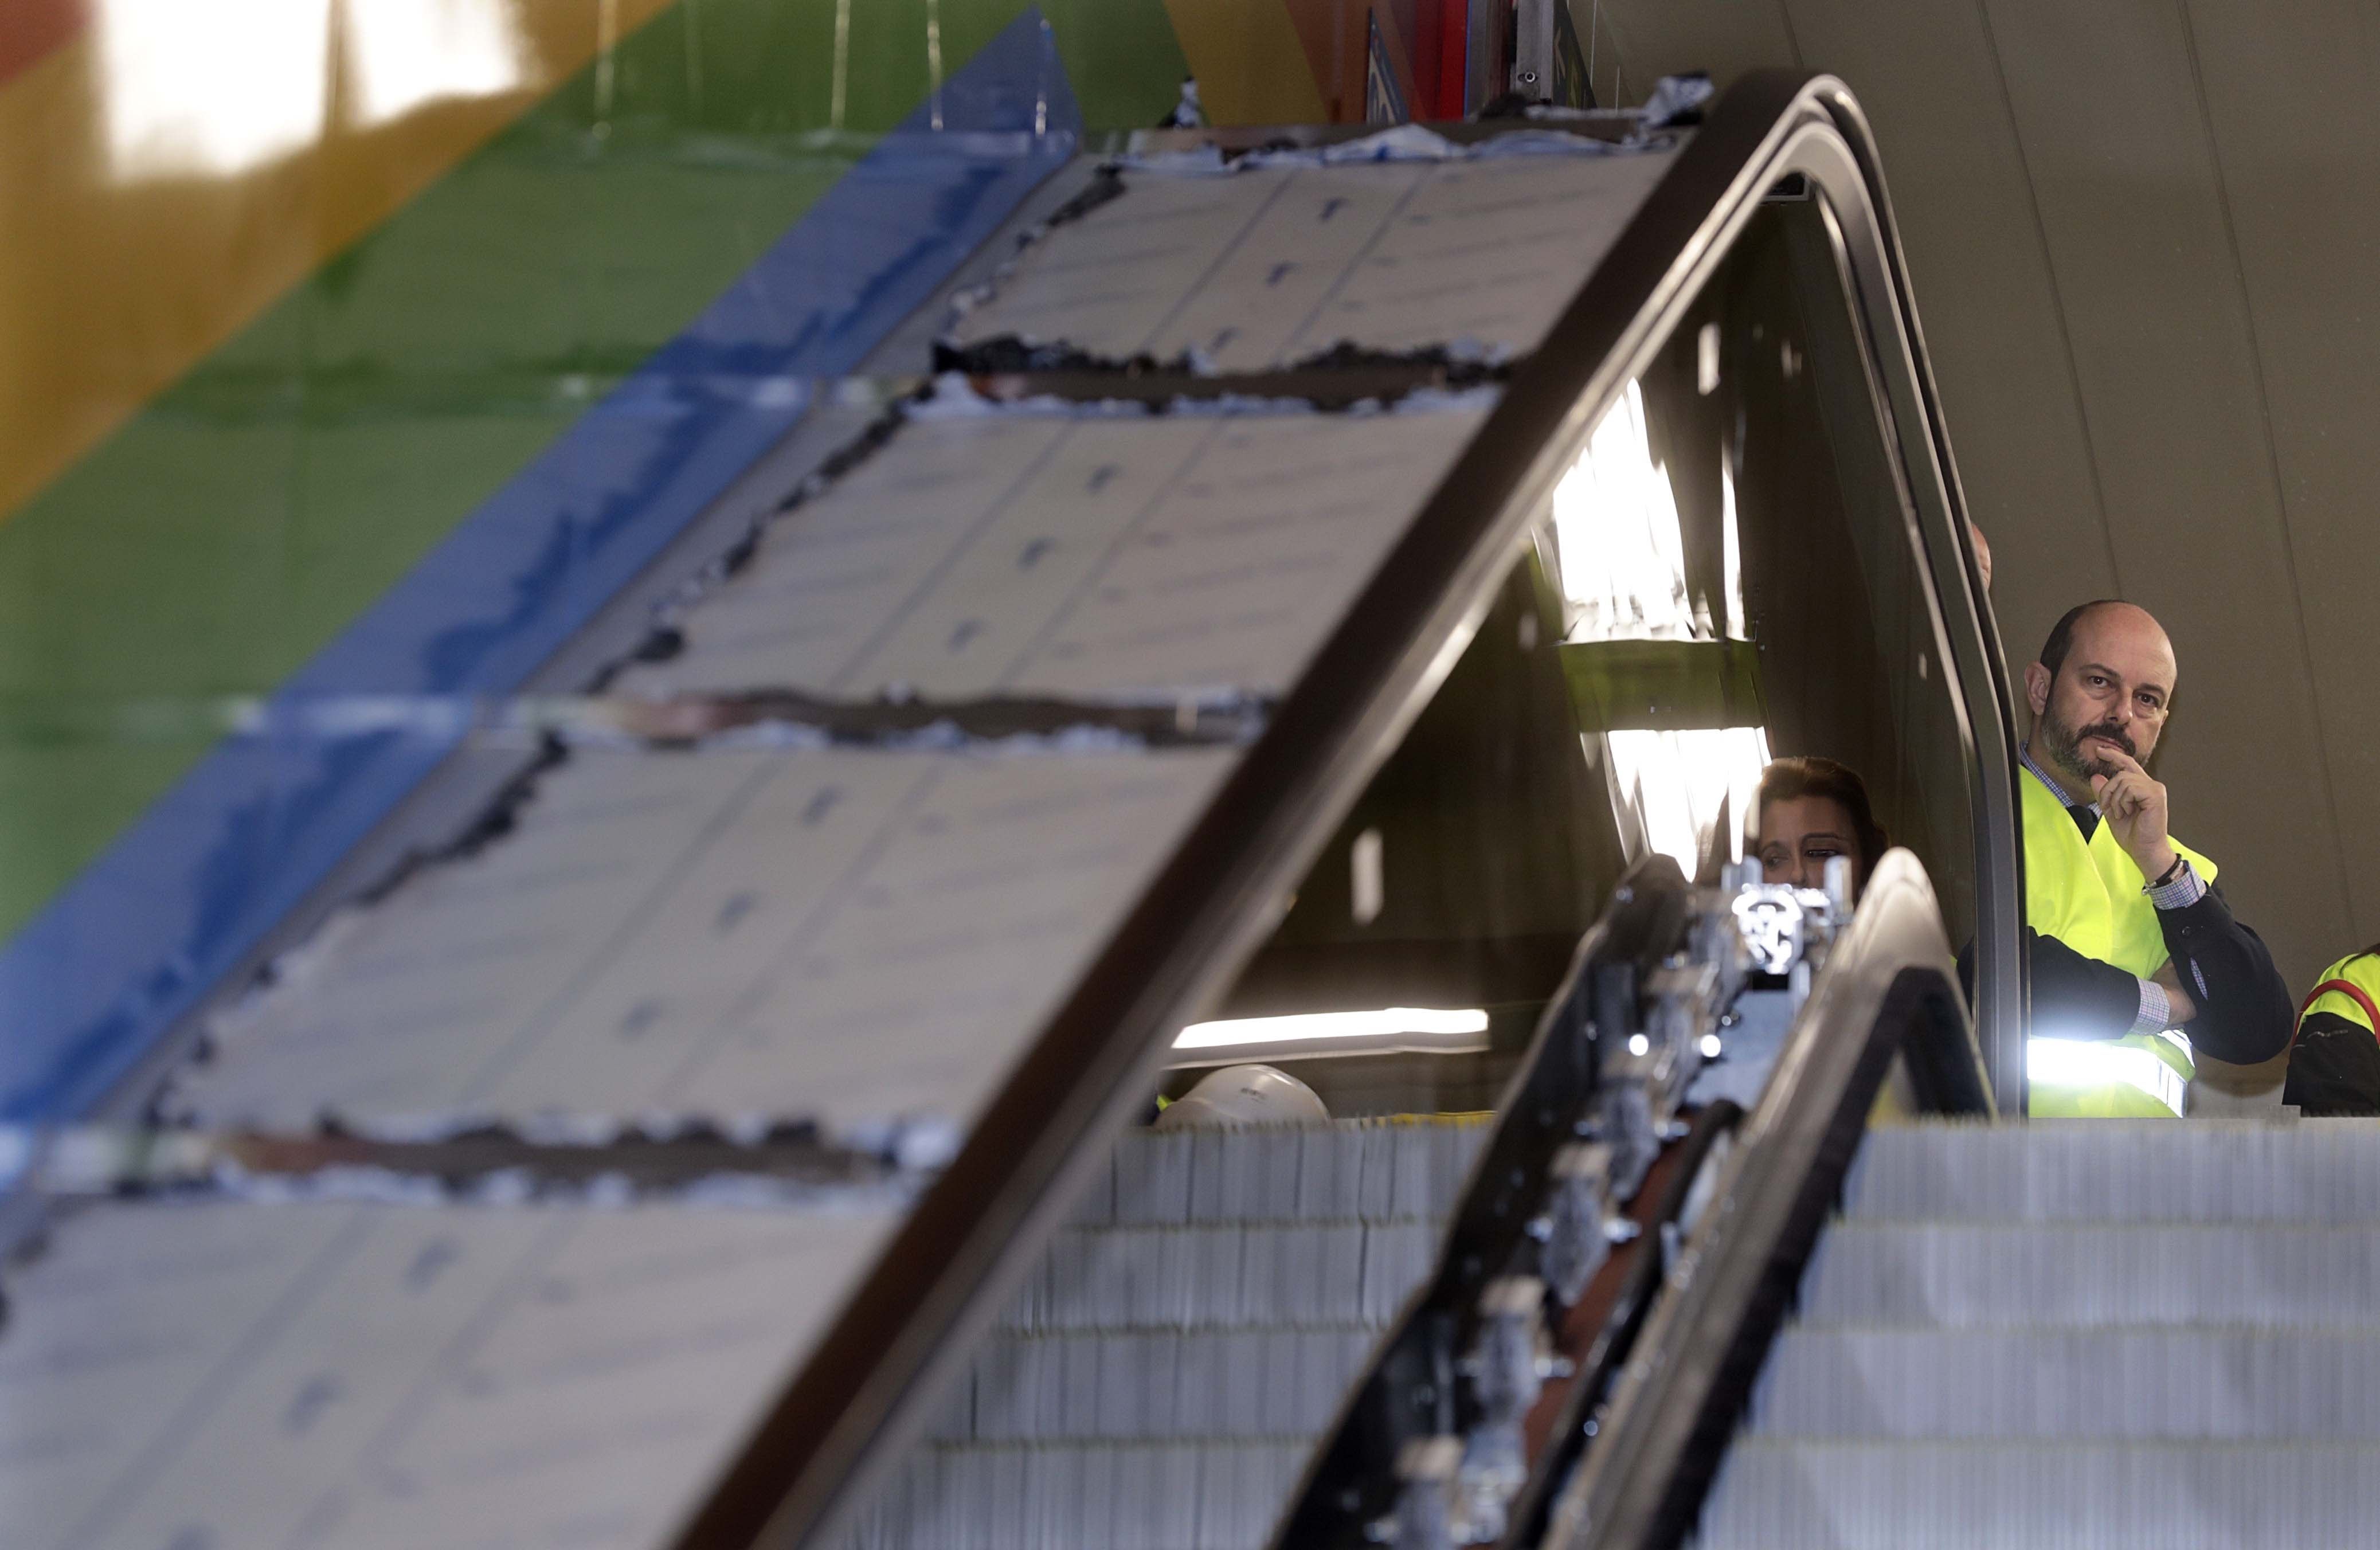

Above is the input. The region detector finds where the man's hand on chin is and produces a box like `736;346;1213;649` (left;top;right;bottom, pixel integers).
2090;748;2178;882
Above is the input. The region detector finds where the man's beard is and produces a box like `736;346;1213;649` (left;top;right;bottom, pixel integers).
2042;706;2137;782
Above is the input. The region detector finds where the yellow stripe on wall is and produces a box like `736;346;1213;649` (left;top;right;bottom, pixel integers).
0;0;679;530
1160;0;1329;126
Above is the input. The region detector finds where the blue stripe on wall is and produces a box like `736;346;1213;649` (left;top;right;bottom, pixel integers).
0;10;1081;1122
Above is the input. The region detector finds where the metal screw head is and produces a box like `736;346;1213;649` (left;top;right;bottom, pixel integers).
1518;71;1539;85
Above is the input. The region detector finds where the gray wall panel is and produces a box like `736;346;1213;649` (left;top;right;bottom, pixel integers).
1976;0;2344;1011
2180;0;2380;959
1582;0;1801;104
1780;0;2121;629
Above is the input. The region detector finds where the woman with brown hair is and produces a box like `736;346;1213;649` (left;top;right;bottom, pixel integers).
1752;756;1889;898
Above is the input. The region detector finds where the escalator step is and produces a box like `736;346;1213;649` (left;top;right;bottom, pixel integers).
1706;1124;2380;1546
1070;1121;1487;1229
852;1117;1488;1547
999;1220;1445;1332
1753;1328;2380;1439
1846;1120;2380;1223
1800;1221;2380;1327
843;1439;1314;1550
935;1326;1379;1443
1702;1439;2380;1549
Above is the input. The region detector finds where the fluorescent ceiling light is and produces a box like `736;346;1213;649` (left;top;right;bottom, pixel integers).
1174;1007;1489;1051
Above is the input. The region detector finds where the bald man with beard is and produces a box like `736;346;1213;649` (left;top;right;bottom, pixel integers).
2017;600;2293;1115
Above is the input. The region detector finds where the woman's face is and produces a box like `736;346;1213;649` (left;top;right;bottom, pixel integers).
1757;795;1861;892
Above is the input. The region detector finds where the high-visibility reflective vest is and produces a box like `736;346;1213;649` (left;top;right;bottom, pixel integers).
2021;769;2219;1118
2284;953;2380;1114
2302;953;2380;1036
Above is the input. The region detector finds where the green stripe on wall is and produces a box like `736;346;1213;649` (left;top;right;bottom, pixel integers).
0;0;1187;942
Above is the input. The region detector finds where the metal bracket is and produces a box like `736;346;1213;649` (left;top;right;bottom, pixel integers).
1512;0;1557;100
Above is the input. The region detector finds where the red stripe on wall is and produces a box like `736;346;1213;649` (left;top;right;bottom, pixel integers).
1413;1;1440;118
1432;0;1468;119
0;0;88;89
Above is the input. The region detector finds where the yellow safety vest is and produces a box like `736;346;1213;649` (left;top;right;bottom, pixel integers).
2021;769;2218;1118
2301;953;2380;1035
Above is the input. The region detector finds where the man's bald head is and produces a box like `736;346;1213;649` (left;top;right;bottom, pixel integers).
2037;600;2171;681
2025;600;2177;797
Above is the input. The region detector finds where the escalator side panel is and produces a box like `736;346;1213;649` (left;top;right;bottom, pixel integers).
1705;1121;2380;1548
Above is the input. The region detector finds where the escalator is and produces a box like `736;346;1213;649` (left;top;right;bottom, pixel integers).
841;1116;1490;1549
0;70;2191;1550
1698;1120;2380;1547
801;71;2029;1550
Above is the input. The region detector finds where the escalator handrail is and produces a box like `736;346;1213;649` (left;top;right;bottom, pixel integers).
1545;847;1988;1550
1790;78;2028;1115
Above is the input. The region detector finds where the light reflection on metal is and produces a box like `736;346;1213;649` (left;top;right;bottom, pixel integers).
1721;452;1747;640
1731;885;1807;976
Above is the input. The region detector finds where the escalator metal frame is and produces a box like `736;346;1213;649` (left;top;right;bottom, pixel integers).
1547;850;1986;1550
674;73;2025;1550
1267;854;1696;1550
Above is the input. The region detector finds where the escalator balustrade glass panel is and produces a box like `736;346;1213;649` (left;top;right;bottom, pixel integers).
1545;192;1983;1020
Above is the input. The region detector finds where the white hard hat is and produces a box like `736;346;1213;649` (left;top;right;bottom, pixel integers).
1154;1064;1329;1129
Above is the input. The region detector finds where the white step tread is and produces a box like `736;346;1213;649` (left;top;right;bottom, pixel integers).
1800;1220;2380;1327
1000;1219;1443;1333
1703;1439;2380;1549
1753;1326;2380;1439
843;1439;1310;1550
931;1326;1378;1443
1069;1120;1487;1230
1846;1121;2380;1223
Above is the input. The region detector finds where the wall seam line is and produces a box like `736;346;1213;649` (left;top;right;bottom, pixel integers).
1775;0;1808;70
1966;0;2124;597
2171;0;2362;938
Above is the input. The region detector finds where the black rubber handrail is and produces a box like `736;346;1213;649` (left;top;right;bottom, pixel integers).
1544;848;1989;1550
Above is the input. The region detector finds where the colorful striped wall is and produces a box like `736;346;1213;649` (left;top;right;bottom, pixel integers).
0;1;1477;1120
